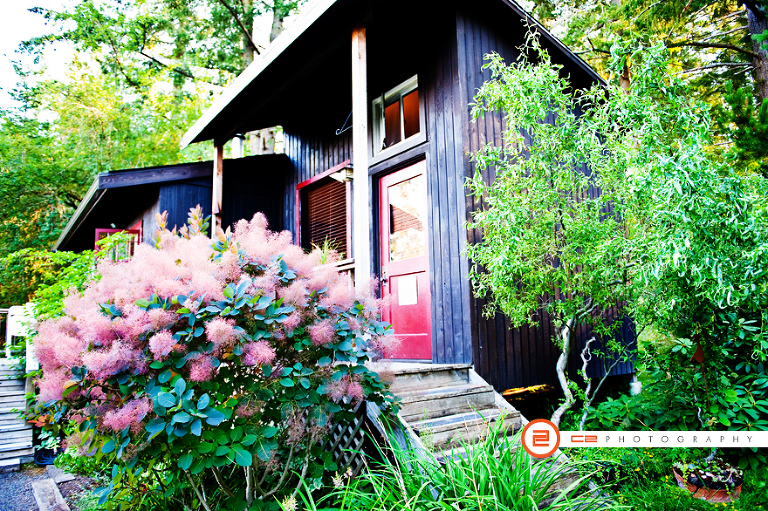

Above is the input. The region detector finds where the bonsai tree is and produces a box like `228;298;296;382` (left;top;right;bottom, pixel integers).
34;210;398;509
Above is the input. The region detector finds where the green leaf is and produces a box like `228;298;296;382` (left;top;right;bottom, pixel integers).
135;298;150;308
157;392;176;408
262;426;278;438
178;453;193;471
101;439;116;454
205;408;225;426
172;411;192;425
318;356;332;367
197;394;210;410
254;439;277;461
197;442;214;454
337;340;352;351
241;434;258;446
233;447;252;467
280;378;294;388
174;378;187;396
230;426;243;442
215;445;230;456
149;361;164;370
158;370;172;384
145;418;165;437
299;377;311;389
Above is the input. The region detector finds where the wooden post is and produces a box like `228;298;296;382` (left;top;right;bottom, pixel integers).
212;142;224;238
351;26;371;291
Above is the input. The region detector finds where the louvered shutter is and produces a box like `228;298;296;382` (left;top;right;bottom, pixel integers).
307;180;347;256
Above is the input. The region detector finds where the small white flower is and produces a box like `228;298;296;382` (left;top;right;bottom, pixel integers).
282;495;297;511
333;472;344;488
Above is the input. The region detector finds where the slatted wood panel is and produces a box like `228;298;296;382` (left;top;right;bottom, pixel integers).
455;4;635;390
307;179;348;254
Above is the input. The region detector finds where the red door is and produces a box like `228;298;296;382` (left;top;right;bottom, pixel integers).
379;161;432;360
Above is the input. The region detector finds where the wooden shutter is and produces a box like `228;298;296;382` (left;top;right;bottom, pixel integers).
307;180;347;256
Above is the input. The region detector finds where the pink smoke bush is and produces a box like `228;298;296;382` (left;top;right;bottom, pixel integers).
33;211;396;501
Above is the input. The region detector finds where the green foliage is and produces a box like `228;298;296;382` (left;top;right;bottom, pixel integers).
0;248;95;313
294;418;622;511
565;446;768;510
716;82;768;177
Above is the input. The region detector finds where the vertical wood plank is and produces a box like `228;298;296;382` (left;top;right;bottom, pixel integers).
351;26;372;290
212;143;224;237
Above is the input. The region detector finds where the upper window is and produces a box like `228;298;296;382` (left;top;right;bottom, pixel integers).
373;76;420;154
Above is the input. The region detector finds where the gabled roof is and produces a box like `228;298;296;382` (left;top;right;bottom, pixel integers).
181;0;603;148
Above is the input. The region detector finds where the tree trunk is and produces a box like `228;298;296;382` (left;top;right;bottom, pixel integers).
270;0;286;42
551;317;576;427
746;1;768;102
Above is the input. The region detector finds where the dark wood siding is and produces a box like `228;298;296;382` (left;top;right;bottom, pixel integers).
157;155;290;236
456;4;635;390
422;12;473;365
282;126;352;241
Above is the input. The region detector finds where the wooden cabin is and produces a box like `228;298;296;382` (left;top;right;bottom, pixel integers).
63;0;634;392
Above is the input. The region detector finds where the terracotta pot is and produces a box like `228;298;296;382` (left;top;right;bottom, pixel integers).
673;467;741;503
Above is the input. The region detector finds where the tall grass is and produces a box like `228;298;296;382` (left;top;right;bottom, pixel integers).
287;415;626;511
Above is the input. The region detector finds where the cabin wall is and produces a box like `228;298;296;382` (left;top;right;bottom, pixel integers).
456;5;635;391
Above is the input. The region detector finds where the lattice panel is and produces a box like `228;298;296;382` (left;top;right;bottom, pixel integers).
322;401;367;477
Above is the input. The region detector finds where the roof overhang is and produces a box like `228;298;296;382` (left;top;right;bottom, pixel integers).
181;0;604;148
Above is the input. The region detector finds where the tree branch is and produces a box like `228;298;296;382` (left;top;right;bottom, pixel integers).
217;0;260;56
667;40;759;58
212;466;238;500
183;469;213;511
674;62;753;75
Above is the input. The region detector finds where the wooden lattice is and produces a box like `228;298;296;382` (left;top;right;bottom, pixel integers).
323;401;368;477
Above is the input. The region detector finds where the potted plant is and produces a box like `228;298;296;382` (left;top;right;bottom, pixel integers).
34;428;62;466
672;456;743;503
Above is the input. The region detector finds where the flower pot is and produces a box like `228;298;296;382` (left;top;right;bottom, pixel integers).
673;467;741;503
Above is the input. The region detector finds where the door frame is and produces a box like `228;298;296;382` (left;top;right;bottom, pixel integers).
375;157;433;361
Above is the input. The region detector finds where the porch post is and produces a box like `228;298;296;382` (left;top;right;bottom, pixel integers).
351;26;371;290
212;142;224;237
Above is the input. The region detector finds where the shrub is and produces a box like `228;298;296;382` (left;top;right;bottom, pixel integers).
34;211;398;510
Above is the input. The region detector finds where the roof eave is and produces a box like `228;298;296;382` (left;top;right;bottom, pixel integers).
180;0;340;148
53;178;104;252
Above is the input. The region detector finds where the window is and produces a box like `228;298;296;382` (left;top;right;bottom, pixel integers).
297;165;352;259
373;76;420;153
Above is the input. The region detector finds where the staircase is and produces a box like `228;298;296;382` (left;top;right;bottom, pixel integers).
383;363;522;461
0;359;33;470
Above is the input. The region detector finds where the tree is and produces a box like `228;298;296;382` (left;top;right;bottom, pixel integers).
23;0;307;90
466;34;642;427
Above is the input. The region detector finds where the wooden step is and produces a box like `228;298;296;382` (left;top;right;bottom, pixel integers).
0;457;20;471
399;383;496;421
0;428;33;442
0;446;34;460
0;379;25;389
387;364;472;395
0;388;27;397
0;395;26;407
0;405;24;414
0;421;31;433
0;440;32;452
0;410;23;421
412;408;520;450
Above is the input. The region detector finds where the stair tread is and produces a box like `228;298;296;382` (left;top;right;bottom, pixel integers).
0;441;32;452
0;457;20;468
412;407;515;431
399;383;493;402
0;389;27;397
383;363;473;376
0;423;32;433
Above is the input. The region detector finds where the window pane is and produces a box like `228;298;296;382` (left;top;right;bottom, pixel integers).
402;89;419;139
388;175;426;261
307;180;347;256
384;100;401;149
